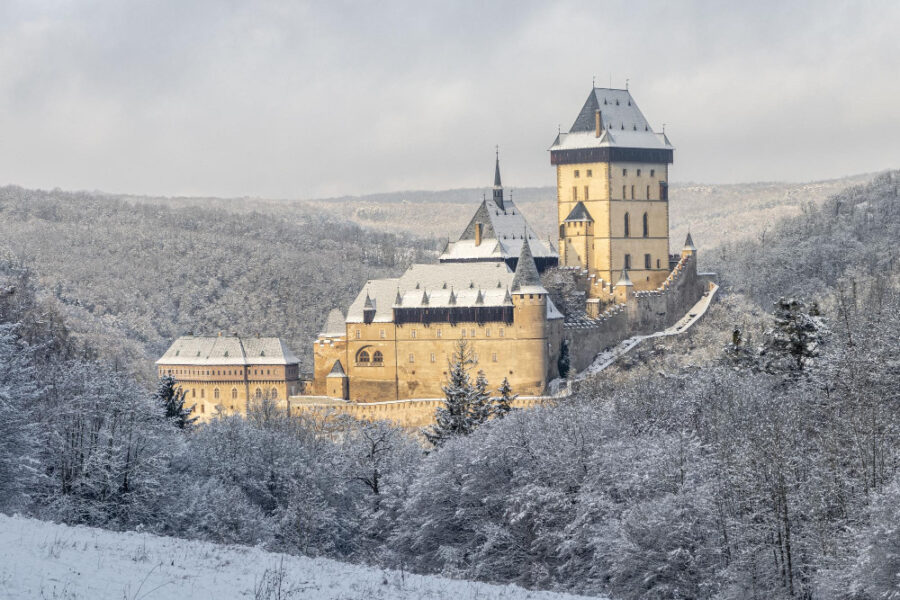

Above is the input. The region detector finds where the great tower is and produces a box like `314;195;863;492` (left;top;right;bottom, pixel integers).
550;87;674;293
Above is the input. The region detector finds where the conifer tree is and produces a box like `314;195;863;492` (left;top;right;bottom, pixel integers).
494;377;516;418
423;339;476;447
471;369;493;426
153;374;197;430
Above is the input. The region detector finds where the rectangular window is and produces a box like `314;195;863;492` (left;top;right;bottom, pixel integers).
355;329;361;339
586;169;592;177
411;329;417;339
657;258;661;268
470;328;476;338
409;354;414;363
574;169;580;178
499;327;505;337
461;329;467;338
637;169;642;176
584;185;589;201
485;328;491;337
644;253;651;269
436;329;442;338
379;329;385;339
622;168;627;176
572;186;578;201
430;353;436;363
650;169;655;177
492;352;498;362
624;254;632;269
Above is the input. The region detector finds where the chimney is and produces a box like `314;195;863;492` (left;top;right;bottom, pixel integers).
595;110;603;137
475;222;482;246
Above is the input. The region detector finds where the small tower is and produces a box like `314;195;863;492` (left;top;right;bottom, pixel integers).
492;149;505;210
681;232;697;260
326;360;349;400
510;236;550;392
614;268;634;304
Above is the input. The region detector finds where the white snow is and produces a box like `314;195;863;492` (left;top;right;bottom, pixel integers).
0;514;602;600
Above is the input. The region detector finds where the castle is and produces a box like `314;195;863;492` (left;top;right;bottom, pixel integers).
158;86;713;423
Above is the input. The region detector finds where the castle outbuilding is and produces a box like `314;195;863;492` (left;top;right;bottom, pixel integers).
156;334;301;420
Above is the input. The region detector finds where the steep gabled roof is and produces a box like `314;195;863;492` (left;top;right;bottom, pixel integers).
327;359;347;377
564;202;594;223
683;232;696;251
320;308;345;337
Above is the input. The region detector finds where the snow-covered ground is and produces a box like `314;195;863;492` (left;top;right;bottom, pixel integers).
0;514;602;599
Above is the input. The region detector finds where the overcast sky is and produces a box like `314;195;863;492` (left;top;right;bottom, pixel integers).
1;1;898;199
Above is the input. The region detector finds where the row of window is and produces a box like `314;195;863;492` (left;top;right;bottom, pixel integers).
623;212;651;237
356;349;499;365
571;184;659;202
163;368;281;377
623;253;660;270
572;168;656;179
356;327;506;340
189;387;279;400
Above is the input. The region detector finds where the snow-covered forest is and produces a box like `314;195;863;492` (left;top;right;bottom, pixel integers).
1;172;899;599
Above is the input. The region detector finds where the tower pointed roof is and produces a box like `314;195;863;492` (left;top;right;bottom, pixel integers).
511;236;543;293
327;359;347;377
493;150;502;187
616;268;634;287
564;201;594;223
683;232;696;251
492;148;505;210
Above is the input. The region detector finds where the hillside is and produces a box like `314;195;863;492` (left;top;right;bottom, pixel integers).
0;515;600;600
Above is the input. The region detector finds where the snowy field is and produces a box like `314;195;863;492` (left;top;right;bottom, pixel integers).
0;514;602;600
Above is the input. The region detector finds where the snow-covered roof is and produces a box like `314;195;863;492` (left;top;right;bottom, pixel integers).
439;198;557;263
550;87;673;152
320;308;346;337
156;335;300;366
346;260;562;323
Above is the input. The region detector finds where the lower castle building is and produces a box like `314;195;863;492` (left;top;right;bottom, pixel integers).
155;334;301;418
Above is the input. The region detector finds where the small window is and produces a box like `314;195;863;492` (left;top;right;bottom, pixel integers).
647;185;650;199
255;388;262;399
462;330;467;338
622;168;627;176
379;329;385;339
485;328;491;337
622;185;626;199
357;349;370;364
643;212;649;237
430;353;436;363
624;213;630;237
572;186;578;201
372;350;384;364
470;328;476;338
473;353;479;363
586;169;592;177
232;388;238;399
657;259;661;268
436;329;442;338
192;389;196;398
492;352;498;362
624;254;632;269
631;185;635;199
356;329;361;339
201;404;205;414
499;327;505;338
650;169;655;177
200;389;205;399
214;388;220;399
411;329;417;339
584;185;589;201
644;254;652;269
409;353;415;363
574;170;580;178
637;169;641;176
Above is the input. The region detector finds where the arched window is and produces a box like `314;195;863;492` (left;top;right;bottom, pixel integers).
213;388;220;400
231;388;238;399
271;387;278;399
357;349;370;364
642;212;649;237
255;388;262;399
624;213;630;237
372;350;384;365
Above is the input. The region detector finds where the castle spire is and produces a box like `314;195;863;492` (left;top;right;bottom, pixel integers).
511;235;541;292
492;147;505;210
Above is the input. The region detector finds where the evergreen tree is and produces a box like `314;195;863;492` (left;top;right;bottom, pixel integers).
763;298;827;373
471;370;493;426
557;339;571;378
494;377;516;419
423;339;476;447
153;374;197;430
